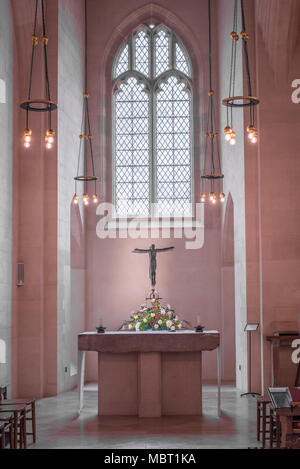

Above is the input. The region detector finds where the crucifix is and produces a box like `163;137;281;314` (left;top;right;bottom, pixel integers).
133;244;175;289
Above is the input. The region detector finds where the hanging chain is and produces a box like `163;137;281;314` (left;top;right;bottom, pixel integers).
26;0;39;128
241;0;252;97
76;0;97;190
41;0;52;129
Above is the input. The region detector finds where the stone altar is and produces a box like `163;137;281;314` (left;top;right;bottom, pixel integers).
78;330;221;417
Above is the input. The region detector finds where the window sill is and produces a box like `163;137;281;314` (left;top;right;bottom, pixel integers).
106;218;203;230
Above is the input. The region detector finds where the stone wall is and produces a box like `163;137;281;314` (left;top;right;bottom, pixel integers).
0;0;13;392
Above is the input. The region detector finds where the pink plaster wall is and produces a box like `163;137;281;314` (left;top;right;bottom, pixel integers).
85;0;236;384
243;0;262;394
57;0;86;393
11;0;59;398
8;0;300;398
221;194;236;383
10;0;87;398
251;0;300;391
220;0;300;393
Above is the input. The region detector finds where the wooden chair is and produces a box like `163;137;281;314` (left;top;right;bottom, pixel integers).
269;403;281;449
0;413;14;449
0;405;27;449
0;423;5;449
0;385;36;444
257;396;277;448
277;406;300;449
296;362;300;387
0;386;7;400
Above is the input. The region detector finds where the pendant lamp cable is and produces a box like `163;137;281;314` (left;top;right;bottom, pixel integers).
21;0;57;150
74;0;98;203
201;0;224;203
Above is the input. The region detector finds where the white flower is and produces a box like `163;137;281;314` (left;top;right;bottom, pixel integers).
128;324;132;330
178;323;182;329
135;322;141;331
143;318;147;323
160;308;166;315
158;320;162;325
134;315;138;320
168;311;172;317
167;304;171;310
151;299;156;304
175;315;179;321
171;326;176;331
166;320;173;329
151;313;155;318
154;324;159;329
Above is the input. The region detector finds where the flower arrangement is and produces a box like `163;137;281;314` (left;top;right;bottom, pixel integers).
121;299;183;332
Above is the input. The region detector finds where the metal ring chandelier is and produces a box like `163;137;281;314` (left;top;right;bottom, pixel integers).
73;0;98;206
200;0;225;205
222;0;260;145
20;0;57;150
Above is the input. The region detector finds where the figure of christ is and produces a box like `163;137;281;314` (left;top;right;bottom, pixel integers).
133;244;175;289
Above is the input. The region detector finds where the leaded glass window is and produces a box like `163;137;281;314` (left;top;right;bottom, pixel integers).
113;25;193;217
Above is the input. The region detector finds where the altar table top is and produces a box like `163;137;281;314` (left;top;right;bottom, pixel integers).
78;330;220;354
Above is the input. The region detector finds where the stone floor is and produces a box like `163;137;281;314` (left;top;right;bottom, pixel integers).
29;385;259;449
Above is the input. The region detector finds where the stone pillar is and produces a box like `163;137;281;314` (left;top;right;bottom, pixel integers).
138;352;162;418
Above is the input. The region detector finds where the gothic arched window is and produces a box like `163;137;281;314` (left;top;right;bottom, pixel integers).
112;25;193;217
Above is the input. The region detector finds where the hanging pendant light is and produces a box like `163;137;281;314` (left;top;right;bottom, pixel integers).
222;0;259;145
20;0;57;149
200;0;225;205
73;0;98;205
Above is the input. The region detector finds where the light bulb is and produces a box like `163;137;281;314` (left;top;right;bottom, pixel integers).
73;194;79;205
229;131;236;145
92;194;98;204
83;193;89;206
23;128;32;147
200;193;206;203
220;193;225;202
224;126;233;142
45;129;55;148
247;125;257;143
209;192;216;201
212;198;217;205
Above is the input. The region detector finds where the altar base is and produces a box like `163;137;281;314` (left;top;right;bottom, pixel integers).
98;351;202;417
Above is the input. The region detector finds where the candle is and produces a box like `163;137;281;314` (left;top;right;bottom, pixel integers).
197;316;201;327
